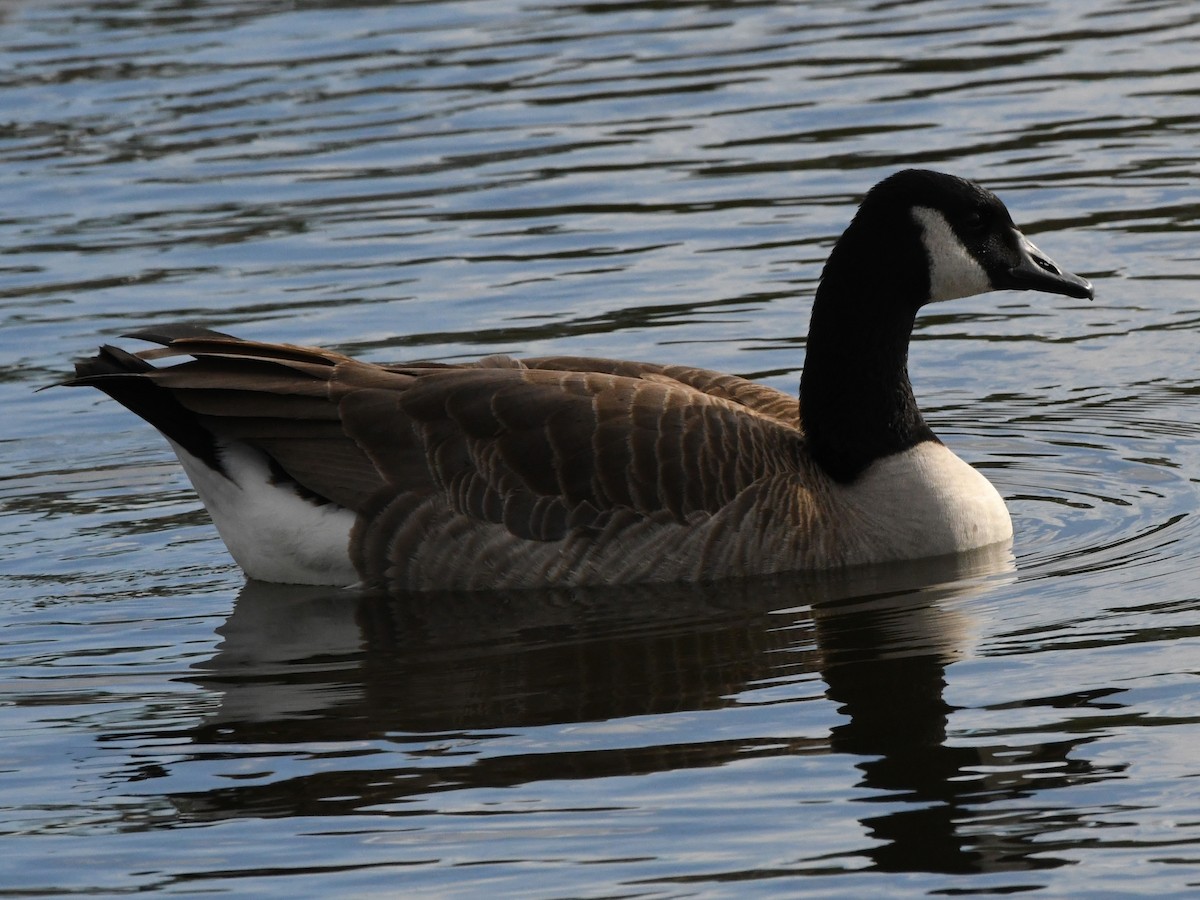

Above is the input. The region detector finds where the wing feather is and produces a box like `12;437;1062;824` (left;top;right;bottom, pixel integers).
365;366;804;539
69;332;805;554
520;356;800;427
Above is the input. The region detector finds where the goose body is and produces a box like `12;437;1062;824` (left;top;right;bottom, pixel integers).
65;170;1092;589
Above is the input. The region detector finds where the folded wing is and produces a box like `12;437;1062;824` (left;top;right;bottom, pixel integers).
68;326;806;585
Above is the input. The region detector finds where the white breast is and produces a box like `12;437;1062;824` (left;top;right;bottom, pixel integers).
833;441;1013;565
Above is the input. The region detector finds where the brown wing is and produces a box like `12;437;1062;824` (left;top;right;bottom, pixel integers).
339;364;803;541
68;329;804;543
489;355;799;428
378;354;800;427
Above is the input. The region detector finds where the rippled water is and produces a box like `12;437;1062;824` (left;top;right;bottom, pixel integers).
4;0;1200;896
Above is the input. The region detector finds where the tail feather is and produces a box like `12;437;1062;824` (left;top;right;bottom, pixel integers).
63;328;387;506
123;323;237;345
67;343;223;473
73;343;154;379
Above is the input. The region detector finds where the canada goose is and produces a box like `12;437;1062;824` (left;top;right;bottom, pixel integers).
65;169;1093;589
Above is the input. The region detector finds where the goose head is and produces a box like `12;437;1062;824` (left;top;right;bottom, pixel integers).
823;168;1094;308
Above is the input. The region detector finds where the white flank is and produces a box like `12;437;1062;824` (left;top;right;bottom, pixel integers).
911;206;993;302
168;438;358;585
834;442;1013;565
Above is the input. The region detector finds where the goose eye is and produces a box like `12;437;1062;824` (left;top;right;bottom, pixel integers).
960;208;989;235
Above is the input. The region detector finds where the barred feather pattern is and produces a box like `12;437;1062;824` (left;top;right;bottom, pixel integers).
66;329;864;589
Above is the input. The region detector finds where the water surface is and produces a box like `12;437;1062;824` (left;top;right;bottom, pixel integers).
4;0;1200;896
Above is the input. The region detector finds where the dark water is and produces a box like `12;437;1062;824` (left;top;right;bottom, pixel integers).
4;0;1200;896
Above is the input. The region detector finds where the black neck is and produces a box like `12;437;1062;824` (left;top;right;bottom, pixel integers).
799;264;936;483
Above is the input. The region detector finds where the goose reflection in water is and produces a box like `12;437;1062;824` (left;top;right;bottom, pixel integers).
130;546;1123;878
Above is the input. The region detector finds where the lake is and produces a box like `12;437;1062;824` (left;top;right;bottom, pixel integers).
3;0;1200;896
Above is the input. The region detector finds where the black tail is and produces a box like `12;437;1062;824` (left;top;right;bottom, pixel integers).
65;339;224;474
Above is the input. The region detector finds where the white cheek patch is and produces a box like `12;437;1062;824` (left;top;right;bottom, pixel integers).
912;206;994;302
